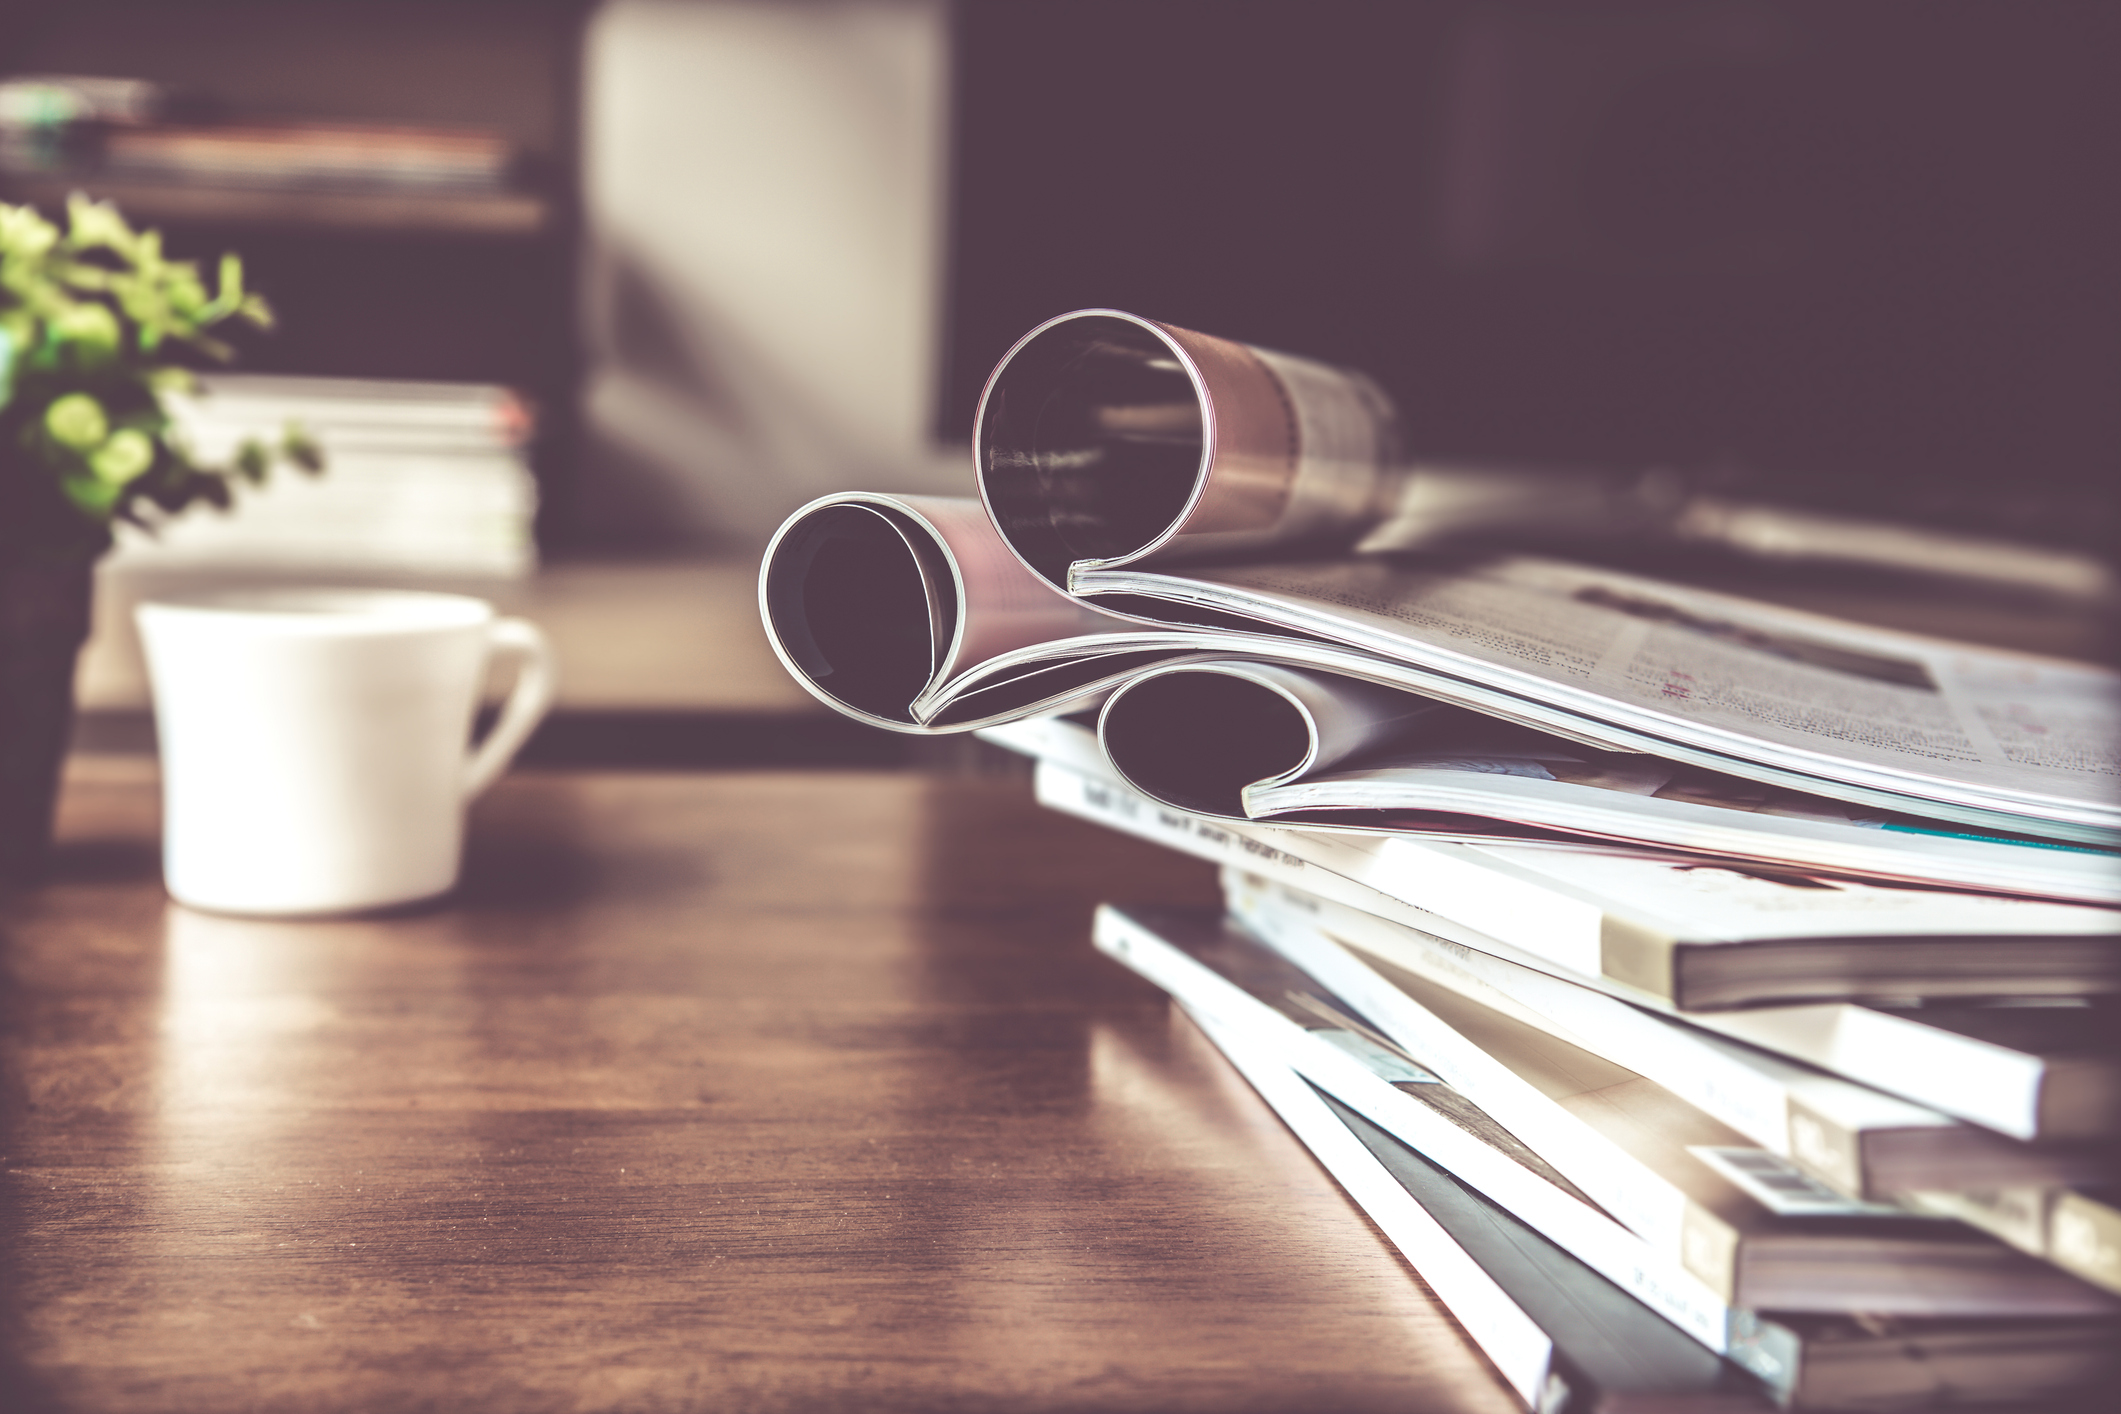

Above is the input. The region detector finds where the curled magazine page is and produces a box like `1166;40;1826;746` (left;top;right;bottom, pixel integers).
1096;661;1458;816
759;492;1134;731
974;310;1401;587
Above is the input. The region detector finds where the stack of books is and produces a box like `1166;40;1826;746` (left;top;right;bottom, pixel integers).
757;311;2121;1410
111;373;539;579
0;73;516;195
0;73;161;175
98;121;515;196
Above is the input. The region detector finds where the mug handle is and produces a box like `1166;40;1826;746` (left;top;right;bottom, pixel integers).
463;617;557;799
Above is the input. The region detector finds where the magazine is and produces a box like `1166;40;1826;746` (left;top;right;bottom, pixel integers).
1223;876;2114;1200
1092;661;2121;905
761;493;2121;845
986;715;2121;1011
1068;554;2121;841
1176;1002;1773;1412
1153;925;2119;1412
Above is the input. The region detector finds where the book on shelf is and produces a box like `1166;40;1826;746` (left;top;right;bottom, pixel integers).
1176;990;2118;1412
0;74;162;130
0;75;535;228
0;73;160;174
100;122;516;194
0;69;517;194
108;373;539;579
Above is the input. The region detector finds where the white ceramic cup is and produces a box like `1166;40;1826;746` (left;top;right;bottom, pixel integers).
136;588;557;916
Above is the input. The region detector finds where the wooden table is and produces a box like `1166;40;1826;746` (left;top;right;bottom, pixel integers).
2;761;1520;1414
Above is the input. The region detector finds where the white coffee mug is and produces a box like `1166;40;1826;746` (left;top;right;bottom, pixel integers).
136;588;557;916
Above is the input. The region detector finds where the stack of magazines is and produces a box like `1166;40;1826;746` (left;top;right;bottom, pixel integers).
759;309;2121;1411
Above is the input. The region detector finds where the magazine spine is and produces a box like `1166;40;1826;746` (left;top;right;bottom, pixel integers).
1225;873;1990;1203
1906;1188;2121;1297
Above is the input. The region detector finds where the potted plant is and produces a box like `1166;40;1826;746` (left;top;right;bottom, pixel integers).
0;195;320;883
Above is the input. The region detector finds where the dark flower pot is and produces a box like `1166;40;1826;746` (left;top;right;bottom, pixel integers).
0;553;94;885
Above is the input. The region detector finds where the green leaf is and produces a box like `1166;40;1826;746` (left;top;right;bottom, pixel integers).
60;470;122;518
0;203;59;258
65;195;136;255
198;253;246;321
282;423;325;473
44;392;109;450
234;439;270;483
50;301;120;365
147;366;197;398
88;427;154;485
56;261;111;291
3;197;314;534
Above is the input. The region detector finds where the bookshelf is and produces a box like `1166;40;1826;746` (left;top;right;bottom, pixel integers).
0;0;595;545
0;173;551;236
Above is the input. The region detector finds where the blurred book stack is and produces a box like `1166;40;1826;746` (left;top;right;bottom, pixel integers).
110;373;538;579
0;73;160;174
0;72;541;233
756;312;2121;1409
99;122;513;195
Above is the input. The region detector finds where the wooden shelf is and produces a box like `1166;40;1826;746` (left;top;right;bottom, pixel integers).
0;174;551;237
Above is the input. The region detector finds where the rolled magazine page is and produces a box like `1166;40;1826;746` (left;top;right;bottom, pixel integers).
1097;661;1463;817
758;492;1127;731
974;309;1401;589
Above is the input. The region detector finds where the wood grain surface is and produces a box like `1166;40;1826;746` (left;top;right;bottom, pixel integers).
1;763;1522;1414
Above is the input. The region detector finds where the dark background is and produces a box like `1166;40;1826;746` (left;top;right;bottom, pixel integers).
941;1;2117;549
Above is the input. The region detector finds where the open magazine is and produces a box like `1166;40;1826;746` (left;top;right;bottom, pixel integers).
1071;555;2121;843
761;307;2118;849
761;492;2121;849
1089;662;2121;906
